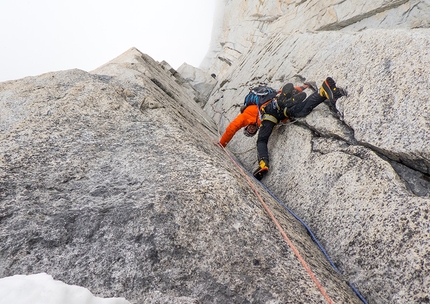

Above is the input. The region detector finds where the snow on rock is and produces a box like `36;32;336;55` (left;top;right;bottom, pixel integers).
0;273;129;304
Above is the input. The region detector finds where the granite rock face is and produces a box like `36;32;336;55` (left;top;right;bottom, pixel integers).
204;27;430;304
2;0;430;303
177;63;217;105
202;0;430;76
0;48;363;303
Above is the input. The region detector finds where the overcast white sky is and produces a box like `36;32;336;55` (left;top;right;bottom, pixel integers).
0;0;217;82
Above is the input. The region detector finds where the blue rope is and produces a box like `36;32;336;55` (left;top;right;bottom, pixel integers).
227;151;368;304
258;181;368;304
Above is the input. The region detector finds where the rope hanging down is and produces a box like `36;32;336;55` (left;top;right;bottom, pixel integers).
219;144;334;304
215;110;367;303
220;144;368;304
258;179;368;304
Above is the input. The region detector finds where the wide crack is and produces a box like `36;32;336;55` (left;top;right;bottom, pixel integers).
304;117;430;198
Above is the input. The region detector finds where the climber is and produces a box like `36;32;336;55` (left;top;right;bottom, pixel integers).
253;77;347;180
218;84;279;147
218;82;314;147
218;85;278;147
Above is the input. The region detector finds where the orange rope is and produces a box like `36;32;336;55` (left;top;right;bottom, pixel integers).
220;145;333;304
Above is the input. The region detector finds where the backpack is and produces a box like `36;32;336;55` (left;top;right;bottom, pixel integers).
243;86;277;110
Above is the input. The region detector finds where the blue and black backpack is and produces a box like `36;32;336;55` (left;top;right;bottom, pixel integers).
242;85;277;111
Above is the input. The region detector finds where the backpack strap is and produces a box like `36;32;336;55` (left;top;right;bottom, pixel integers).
259;99;279;124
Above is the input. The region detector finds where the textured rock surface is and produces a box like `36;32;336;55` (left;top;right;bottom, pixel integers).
204;27;430;304
202;0;430;76
2;0;430;303
177;63;217;104
0;48;362;303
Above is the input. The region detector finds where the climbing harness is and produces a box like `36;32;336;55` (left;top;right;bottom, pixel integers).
261;113;278;124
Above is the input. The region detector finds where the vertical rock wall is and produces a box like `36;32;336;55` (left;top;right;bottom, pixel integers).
204;19;430;304
1;48;364;303
202;0;430;77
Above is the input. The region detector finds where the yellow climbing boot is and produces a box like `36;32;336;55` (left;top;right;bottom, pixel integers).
253;159;269;181
319;77;346;103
